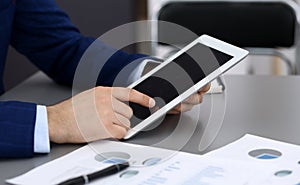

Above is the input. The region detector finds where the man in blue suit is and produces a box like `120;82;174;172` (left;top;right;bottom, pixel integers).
0;0;209;158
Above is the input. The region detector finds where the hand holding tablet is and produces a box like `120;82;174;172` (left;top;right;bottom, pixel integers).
124;35;249;139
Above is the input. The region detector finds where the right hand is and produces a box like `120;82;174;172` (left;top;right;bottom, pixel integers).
47;87;155;144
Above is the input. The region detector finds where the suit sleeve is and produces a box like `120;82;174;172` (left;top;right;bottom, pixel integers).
0;101;36;158
2;0;149;158
10;0;146;87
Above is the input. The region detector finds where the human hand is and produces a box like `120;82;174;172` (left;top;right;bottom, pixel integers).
168;84;211;114
47;87;155;144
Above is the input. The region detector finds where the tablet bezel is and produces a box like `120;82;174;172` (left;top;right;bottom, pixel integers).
124;34;249;139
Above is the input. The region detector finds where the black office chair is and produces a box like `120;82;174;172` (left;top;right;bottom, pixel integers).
148;0;300;74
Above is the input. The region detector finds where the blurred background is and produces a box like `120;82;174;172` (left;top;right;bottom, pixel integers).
4;0;300;90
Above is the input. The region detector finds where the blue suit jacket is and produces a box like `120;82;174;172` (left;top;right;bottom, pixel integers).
0;0;145;158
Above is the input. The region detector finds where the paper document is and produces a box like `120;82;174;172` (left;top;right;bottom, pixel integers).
207;134;300;185
7;140;267;185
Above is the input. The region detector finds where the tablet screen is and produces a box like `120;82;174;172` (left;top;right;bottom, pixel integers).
129;43;233;128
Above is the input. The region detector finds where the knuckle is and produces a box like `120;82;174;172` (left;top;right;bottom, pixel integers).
126;89;134;101
113;87;123;96
127;108;134;118
125;118;131;126
129;88;136;96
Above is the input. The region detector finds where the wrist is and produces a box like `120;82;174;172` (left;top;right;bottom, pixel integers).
47;104;66;144
46;99;80;144
46;105;56;143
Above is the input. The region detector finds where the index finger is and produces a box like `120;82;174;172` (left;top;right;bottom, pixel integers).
112;87;156;108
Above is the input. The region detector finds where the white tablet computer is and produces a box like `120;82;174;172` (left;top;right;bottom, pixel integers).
124;35;248;139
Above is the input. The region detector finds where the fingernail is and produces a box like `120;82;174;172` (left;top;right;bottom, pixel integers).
149;98;156;108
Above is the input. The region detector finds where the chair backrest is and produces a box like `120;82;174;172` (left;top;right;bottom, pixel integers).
148;0;300;74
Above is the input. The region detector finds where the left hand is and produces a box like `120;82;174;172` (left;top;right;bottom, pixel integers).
168;83;211;114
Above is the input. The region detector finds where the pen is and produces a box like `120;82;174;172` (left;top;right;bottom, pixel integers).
57;162;129;185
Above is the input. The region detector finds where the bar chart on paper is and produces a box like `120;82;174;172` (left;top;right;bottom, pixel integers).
182;166;225;185
129;156;252;185
138;162;226;185
138;161;182;184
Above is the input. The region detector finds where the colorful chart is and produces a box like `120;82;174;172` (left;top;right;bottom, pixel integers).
248;149;282;160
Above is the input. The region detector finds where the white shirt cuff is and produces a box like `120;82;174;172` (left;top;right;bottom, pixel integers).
34;105;50;153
